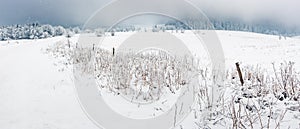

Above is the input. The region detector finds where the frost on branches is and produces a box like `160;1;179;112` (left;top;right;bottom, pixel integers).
0;23;80;41
94;48;199;103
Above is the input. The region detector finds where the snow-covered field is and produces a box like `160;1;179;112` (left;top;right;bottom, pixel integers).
0;30;300;129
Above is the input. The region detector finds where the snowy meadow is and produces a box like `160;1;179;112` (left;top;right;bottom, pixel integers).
0;23;300;129
37;29;300;128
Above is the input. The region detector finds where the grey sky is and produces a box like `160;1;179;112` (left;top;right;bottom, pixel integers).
195;0;300;27
0;0;110;26
0;0;299;27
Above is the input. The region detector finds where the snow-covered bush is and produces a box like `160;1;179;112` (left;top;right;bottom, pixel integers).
94;49;198;102
54;26;66;36
0;23;81;41
198;62;300;129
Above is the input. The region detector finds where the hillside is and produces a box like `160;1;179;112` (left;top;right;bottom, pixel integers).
0;30;299;129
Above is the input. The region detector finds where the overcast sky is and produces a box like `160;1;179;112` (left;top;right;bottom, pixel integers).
0;0;299;27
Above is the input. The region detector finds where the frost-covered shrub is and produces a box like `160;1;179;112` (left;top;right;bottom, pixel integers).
94;49;198;102
0;23;81;40
54;26;66;36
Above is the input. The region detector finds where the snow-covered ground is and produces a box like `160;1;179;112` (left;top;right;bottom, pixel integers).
0;37;98;129
0;30;300;129
218;30;300;69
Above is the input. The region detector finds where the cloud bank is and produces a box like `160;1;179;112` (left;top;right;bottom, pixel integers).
0;0;299;27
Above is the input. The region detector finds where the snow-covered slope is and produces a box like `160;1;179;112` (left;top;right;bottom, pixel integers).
0;30;299;129
218;30;300;69
0;37;98;129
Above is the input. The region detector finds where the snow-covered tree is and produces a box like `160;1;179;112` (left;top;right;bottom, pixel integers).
65;29;74;38
72;27;81;34
0;23;82;41
54;26;66;36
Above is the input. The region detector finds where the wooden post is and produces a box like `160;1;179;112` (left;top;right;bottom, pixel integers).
113;47;115;56
92;44;95;51
235;62;244;86
67;39;70;48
